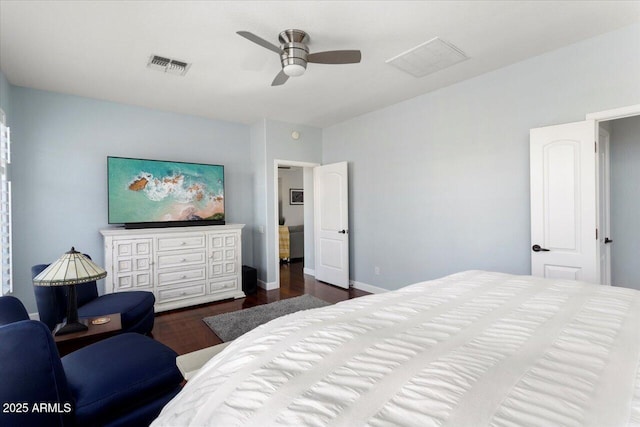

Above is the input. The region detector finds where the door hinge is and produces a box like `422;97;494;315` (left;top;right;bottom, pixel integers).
596;229;598;239
595;141;597;153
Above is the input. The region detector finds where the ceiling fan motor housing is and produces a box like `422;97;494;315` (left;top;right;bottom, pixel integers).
279;29;309;76
236;28;362;85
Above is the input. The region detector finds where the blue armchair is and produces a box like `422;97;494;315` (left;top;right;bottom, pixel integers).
0;295;29;324
0;296;183;427
32;257;155;335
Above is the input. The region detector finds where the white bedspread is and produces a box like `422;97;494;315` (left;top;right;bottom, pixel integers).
152;271;640;426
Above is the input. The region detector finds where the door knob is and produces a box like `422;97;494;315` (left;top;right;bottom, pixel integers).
532;244;550;252
605;238;613;244
338;229;348;234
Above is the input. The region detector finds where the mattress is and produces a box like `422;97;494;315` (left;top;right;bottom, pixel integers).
152;271;640;426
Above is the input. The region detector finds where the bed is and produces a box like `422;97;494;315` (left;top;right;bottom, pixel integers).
152;270;640;426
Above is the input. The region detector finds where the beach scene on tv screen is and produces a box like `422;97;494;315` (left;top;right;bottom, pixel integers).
108;157;224;224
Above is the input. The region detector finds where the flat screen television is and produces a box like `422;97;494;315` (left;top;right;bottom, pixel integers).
108;156;225;229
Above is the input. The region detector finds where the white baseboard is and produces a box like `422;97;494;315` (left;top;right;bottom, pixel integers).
349;280;388;294
29;312;40;321
258;279;279;291
258;275;384;293
299;267;384;293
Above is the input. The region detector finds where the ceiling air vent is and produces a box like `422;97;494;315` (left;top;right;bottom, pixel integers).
147;55;191;76
386;37;468;78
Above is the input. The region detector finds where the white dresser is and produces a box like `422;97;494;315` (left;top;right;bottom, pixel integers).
100;224;245;312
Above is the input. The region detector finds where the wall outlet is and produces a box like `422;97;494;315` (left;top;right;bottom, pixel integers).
374;266;380;275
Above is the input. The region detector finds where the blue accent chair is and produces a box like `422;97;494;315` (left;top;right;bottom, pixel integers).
0;295;29;324
32;257;155;335
0;296;183;427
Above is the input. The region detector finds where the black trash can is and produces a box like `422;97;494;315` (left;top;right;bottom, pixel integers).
242;265;257;295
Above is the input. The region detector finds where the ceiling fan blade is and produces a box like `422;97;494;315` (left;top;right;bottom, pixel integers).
307;50;362;64
237;31;282;55
271;70;289;86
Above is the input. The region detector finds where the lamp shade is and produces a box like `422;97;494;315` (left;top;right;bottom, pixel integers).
33;247;107;286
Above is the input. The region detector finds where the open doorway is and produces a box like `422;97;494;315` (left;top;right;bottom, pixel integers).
278;166;305;264
598;115;640;289
273;160;318;289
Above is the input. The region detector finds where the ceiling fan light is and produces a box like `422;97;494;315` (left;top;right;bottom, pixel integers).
283;63;306;77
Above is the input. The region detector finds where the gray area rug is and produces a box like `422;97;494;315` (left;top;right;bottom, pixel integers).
203;294;331;342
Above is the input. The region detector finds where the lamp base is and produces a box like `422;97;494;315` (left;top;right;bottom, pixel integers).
53;319;89;336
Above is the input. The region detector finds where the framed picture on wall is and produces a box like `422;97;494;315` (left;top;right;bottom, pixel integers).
290;189;303;205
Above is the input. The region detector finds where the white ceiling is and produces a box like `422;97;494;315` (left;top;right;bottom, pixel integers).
1;1;639;128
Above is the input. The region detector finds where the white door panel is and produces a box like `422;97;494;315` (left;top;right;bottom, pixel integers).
543;265;581;280
314;162;349;288
530;120;599;283
545;142;579;249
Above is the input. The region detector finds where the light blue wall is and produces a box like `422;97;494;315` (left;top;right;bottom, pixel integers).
250;120;268;282
249;119;322;286
323;23;640;290
11;87;253;312
610;115;640;290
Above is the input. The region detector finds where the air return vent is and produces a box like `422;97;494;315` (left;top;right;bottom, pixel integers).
386;37;468;78
147;55;191;76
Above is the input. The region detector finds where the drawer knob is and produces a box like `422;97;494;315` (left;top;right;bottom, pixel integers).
181;258;187;262
180;242;186;246
181;275;187;279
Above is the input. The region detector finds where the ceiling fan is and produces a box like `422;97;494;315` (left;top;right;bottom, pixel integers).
237;29;362;86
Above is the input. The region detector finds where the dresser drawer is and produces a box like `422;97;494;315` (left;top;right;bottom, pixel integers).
209;260;238;278
114;239;152;257
114;271;153;290
116;257;151;273
158;283;206;303
208;277;239;294
209;233;237;249
157;234;205;251
158;267;206;287
157;250;206;270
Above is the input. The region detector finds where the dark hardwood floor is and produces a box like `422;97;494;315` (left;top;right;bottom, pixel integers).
151;261;369;355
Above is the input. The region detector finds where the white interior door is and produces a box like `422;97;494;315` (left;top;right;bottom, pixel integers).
530;120;599;283
314;162;349;288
